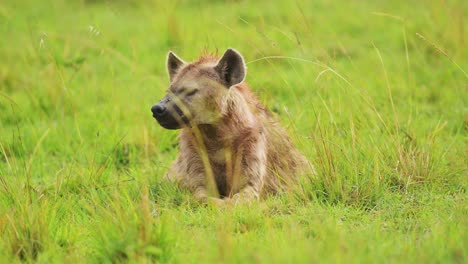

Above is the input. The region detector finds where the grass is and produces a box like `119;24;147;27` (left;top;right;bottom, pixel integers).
0;0;466;263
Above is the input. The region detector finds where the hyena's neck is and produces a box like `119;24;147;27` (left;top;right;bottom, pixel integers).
197;109;259;147
196;120;252;146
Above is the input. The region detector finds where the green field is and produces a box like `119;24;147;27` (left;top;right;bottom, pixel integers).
0;0;466;263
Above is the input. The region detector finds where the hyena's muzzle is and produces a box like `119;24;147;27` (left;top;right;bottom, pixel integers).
151;95;189;130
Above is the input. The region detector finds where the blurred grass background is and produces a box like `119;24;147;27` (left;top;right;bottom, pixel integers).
0;0;466;263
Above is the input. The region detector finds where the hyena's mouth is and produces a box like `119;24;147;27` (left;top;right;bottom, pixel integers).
152;102;190;130
156;114;189;130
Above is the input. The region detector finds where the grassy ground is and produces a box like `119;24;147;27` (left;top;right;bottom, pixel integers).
0;0;466;263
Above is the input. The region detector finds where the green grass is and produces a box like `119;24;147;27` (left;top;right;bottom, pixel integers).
0;0;466;263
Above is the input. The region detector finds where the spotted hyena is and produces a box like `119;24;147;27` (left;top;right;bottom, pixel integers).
151;48;309;203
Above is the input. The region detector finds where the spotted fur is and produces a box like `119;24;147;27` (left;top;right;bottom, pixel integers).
154;49;310;203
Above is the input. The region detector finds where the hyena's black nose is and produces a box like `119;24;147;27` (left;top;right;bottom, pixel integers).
151;104;167;117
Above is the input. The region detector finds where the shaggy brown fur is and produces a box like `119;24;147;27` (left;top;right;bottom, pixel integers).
151;49;310;203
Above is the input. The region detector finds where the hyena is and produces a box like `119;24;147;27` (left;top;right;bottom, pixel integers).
151;48;309;203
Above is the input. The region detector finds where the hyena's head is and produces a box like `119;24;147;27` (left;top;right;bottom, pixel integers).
151;49;246;129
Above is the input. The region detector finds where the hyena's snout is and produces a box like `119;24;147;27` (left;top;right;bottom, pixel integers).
151;96;188;130
151;102;167;118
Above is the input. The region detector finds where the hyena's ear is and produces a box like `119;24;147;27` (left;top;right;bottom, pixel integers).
167;51;186;81
214;48;246;87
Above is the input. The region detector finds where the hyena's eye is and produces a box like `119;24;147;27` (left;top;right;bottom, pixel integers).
175;87;198;98
185;89;198;97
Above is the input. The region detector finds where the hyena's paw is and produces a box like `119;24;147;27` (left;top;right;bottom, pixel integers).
228;192;258;206
196;195;228;207
207;197;226;206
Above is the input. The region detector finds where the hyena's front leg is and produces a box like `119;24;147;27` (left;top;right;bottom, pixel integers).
180;170;218;204
166;157;204;201
230;133;267;203
173;158;224;205
231;166;267;203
